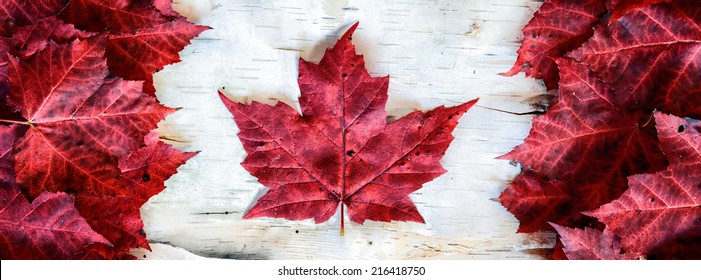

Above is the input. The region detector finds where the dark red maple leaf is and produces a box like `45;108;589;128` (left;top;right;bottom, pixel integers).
551;240;568;260
0;38;10;119
501;0;701;260
498;170;571;233
499;58;667;231
220;23;477;234
59;0;209;95
0;0;67;36
106;21;209;95
608;0;671;22
60;0;168;33
1;125;22;188
645;236;701;260
551;224;637;260
74;133;196;256
7;16;95;59
569;0;701;118
586;113;701;256
502;0;606;89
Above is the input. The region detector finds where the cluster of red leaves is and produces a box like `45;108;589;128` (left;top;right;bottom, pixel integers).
501;0;700;259
0;0;205;259
220;23;478;234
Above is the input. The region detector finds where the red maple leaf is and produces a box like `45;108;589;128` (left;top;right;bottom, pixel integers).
586;113;701;256
502;0;607;89
0;0;67;36
499;58;667;231
551;224;637;260
105;21;209;95
220;23;477;234
0;125;109;260
135;0;180;18
60;0;168;33
74;133;196;256
0;185;110;260
0;38;11;119
501;0;701;260
6;17;95;59
7;35;173;199
0;0;200;259
569;0;701;118
59;0;209;94
498;170;571;233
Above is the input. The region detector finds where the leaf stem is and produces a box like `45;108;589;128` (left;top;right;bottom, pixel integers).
475;105;544;116
0;119;29;125
640;113;655;128
340;203;345;236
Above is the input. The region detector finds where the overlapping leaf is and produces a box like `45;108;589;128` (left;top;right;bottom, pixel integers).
106;21;210;94
498;170;571;232
0;185;110;260
586;113;701;255
74;133;196;256
60;0;168;33
0;0;67;36
551;224;637;260
0;125;109;260
221;23;477;232
570;0;701;118
608;0;671;22
502;0;606;89
0;0;201;259
7;17;94;59
59;0;209;94
7;35;173;199
502;0;701;260
500;58;667;231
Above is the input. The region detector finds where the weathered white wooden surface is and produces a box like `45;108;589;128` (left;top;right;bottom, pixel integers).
134;0;554;260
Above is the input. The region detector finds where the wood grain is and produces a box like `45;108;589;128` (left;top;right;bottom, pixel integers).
134;0;553;260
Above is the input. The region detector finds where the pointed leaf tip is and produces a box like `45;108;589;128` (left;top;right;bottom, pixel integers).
220;23;476;230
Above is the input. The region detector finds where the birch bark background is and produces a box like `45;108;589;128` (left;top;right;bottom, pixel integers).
135;0;553;260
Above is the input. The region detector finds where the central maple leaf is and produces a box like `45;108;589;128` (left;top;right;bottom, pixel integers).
219;23;477;234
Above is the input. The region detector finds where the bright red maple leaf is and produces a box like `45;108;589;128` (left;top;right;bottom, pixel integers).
586;113;701;256
7;35;173;199
220;23;478;233
569;0;701;118
502;0;607;89
499;58;667;231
